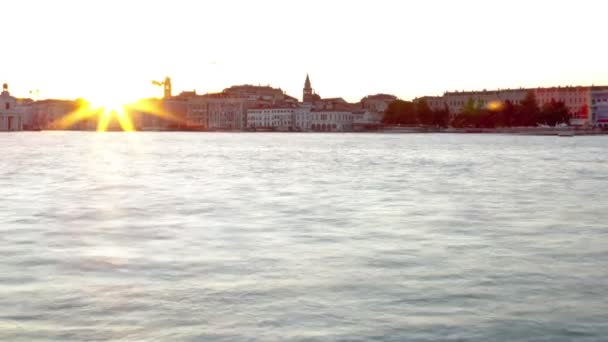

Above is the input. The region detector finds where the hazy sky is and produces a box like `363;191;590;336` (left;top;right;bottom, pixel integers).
2;0;607;103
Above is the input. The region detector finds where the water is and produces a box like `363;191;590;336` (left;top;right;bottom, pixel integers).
1;132;607;341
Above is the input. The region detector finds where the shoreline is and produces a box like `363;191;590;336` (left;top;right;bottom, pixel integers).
15;128;608;136
382;126;608;136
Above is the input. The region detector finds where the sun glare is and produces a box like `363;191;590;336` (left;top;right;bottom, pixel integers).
53;94;138;132
86;95;135;132
52;91;188;132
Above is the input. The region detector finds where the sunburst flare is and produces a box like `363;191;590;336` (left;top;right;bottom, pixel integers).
51;97;190;132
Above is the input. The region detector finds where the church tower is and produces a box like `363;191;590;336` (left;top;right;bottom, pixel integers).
303;74;313;103
164;76;172;99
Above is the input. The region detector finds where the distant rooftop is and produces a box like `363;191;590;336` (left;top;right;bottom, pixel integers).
442;85;608;97
361;94;397;101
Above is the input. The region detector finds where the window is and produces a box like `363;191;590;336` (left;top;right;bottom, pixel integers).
5;102;8;110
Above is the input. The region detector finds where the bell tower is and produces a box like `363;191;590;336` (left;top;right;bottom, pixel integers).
164;77;172;99
303;74;313;103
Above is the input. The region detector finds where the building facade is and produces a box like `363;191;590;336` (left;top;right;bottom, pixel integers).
188;85;300;131
0;83;23;131
187;95;250;130
247;108;295;131
534;87;591;126
223;84;296;105
208;98;249;130
246;106;355;132
422;86;608;126
310;110;353;132
22;99;79;130
591;89;608;127
352;109;383;131
360;94;397;113
423;89;528;119
294;106;313;131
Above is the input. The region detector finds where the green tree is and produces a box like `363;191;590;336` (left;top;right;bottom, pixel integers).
432;105;450;128
383;100;418;125
461;98;475;116
539;99;570;126
452;98;487;128
415;99;434;126
501;100;515;127
515;90;540;126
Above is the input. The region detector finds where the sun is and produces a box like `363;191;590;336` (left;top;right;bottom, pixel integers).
53;93;137;132
52;91;188;132
86;95;135;132
87;96;126;115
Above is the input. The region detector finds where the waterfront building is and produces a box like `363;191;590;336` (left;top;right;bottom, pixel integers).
535;87;591;126
310;110;353;132
352;109;383;131
294;106;313;131
591;89;608;127
186;96;210;129
422;89;528;121
247;105;355;132
133;91;194;130
0;83;24;131
296;74;364;132
187;94;251;130
421;86;608;126
207;97;249;130
188;84;299;130
301;74;359;112
223;84;297;106
247;107;295;131
360;94;397;113
22;99;79;130
313;97;355;111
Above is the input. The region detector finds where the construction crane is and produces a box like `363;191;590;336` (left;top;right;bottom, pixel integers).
152;76;172;99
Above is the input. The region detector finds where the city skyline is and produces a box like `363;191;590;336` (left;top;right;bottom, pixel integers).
2;0;607;104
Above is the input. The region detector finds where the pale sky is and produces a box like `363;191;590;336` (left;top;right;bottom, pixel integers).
2;0;607;103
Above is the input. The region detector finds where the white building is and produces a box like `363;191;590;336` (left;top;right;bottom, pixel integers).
247;107;295;131
247;106;354;132
294;106;312;131
310;110;353;132
591;89;608;127
352;109;383;131
0;83;23;131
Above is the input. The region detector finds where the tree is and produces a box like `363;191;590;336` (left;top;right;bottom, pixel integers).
539;99;570;126
432;105;450;128
415;99;434;126
383;100;418;125
452;98;487;128
515;90;540;126
501;100;515;127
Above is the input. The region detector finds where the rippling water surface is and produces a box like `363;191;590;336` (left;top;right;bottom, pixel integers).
1;132;607;341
